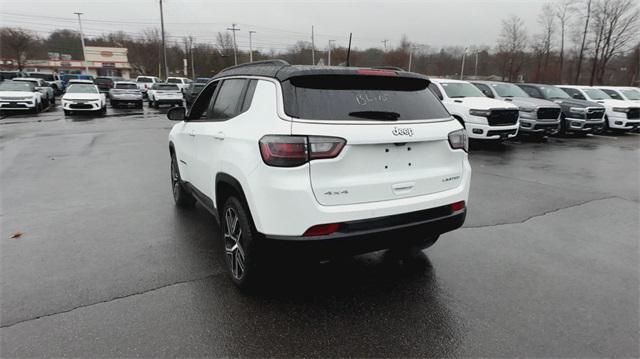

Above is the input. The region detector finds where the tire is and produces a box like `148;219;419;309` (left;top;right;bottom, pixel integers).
221;196;261;290
100;106;107;115
50;96;55;107
558;115;567;136
64;110;71;116
137;101;143;108
148;99;153;107
170;153;196;208
154;101;159;109
601;115;610;134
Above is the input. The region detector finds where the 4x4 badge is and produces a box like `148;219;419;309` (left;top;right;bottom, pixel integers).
392;127;414;136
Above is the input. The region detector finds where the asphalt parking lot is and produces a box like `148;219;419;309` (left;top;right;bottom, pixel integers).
1;105;638;357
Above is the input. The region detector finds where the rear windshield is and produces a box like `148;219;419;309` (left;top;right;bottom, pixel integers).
28;73;54;81
0;81;34;91
153;84;179;90
66;84;98;93
282;75;450;121
137;77;153;83
167;78;182;83
95;78;113;84
115;83;138;89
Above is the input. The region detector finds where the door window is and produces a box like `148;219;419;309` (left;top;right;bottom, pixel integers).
207;79;247;120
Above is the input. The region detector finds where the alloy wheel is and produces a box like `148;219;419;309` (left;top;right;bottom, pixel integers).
224;207;245;280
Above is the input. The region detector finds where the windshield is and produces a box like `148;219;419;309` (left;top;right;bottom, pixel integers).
583;88;610;100
282;75;450;121
154;84;179;90
492;83;529;98
167;78;182;83
440;82;485;98
0;81;34;91
66;84;98;94
539;86;570;100
137;77;153;83
191;84;205;89
28;73;54;81
621;89;640;100
115;83;138;89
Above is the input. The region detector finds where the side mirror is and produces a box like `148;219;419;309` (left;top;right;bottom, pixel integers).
572;93;582;100
167;106;186;121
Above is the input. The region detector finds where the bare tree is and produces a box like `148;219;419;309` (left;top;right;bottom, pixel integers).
0;28;35;70
589;0;640;84
574;0;593;83
537;3;556;82
555;0;574;83
497;15;528;82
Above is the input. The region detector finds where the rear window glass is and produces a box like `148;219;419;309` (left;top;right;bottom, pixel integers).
153;84;179;90
115;83;138;89
167;78;182;83
137;77;153;83
282;75;450;121
28;73;54;81
621;89;640;100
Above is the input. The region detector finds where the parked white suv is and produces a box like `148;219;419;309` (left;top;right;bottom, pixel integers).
166;77;192;92
558;85;640;132
428;78;520;141
166;61;471;289
136;76;162;97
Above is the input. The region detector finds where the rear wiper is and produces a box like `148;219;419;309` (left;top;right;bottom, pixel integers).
348;111;401;121
449;95;466;98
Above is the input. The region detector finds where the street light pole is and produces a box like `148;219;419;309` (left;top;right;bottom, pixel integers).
158;0;168;79
328;40;335;66
249;30;256;63
73;12;89;74
311;25;315;65
474;50;479;77
227;24;240;65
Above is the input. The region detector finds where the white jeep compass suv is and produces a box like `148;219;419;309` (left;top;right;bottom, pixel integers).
166;61;471;289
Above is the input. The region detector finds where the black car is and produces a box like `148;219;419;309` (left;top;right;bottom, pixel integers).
183;82;206;106
95;76;124;93
517;83;606;135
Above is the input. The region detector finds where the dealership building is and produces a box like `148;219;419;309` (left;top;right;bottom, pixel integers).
0;46;133;78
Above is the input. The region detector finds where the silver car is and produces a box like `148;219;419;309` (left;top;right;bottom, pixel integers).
109;81;143;108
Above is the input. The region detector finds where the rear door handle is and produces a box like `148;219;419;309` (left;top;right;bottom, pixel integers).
212;131;225;140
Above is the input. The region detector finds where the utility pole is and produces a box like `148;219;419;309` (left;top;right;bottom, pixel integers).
73;12;89;74
382;39;388;51
248;30;256;62
408;45;419;72
227;23;240;65
158;0;168;79
474;50;479;77
328;40;336;66
460;47;468;80
311;25;315;65
190;40;195;78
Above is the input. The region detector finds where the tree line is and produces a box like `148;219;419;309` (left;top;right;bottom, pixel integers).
1;0;638;85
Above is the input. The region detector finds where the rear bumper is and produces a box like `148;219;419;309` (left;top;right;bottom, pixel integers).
263;208;466;258
154;99;184;105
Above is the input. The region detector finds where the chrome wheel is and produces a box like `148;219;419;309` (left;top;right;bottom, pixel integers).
224;207;245;280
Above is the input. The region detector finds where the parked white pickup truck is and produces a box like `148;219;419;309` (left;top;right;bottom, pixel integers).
428;78;520;141
147;83;184;108
166;77;192;92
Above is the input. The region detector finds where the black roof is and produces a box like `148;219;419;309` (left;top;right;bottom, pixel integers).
211;59;428;82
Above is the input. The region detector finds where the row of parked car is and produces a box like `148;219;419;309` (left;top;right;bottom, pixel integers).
427;79;639;140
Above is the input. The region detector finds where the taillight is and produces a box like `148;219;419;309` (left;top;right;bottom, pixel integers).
451;201;465;212
259;135;346;167
448;129;468;152
303;223;342;236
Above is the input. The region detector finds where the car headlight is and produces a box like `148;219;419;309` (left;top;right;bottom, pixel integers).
469;109;491;117
569;107;587;114
612;107;629;113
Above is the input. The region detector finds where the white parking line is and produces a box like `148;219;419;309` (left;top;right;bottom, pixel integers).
589;134;618;140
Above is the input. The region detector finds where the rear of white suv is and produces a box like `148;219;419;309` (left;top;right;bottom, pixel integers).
167;62;470;289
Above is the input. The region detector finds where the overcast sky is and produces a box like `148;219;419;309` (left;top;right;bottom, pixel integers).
1;0;552;51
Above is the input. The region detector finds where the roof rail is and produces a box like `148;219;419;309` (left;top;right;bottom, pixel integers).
220;59;290;73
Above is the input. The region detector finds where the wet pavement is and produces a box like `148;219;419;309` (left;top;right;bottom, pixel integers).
1;105;639;357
